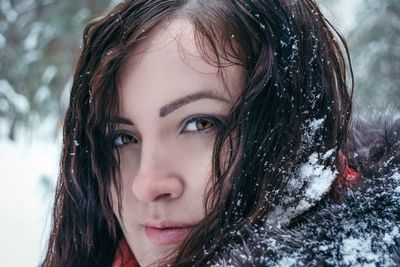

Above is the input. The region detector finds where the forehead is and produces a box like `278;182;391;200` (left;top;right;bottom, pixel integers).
122;19;215;74
117;19;245;113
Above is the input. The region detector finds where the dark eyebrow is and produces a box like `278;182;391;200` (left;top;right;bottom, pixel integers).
111;90;229;124
159;90;229;117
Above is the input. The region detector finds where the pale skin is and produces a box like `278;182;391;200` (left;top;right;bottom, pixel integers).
111;19;246;266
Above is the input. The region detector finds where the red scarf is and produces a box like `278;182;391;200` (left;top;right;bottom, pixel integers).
112;238;139;267
330;152;361;201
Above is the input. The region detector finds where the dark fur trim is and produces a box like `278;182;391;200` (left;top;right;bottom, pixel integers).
347;110;400;178
212;173;400;266
211;112;400;266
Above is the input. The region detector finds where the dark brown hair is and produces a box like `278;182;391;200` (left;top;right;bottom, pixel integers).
42;0;353;266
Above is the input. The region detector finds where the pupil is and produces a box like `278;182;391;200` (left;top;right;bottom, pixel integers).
123;135;131;143
197;119;212;130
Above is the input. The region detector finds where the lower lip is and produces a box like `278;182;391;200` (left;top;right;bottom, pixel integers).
145;226;192;244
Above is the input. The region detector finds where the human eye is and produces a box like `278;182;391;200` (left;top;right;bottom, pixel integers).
113;131;138;147
181;115;224;134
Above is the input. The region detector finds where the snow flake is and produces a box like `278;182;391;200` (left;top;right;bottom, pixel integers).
300;118;325;151
88;89;93;104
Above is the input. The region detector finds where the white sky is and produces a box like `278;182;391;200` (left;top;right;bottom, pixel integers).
0;135;59;266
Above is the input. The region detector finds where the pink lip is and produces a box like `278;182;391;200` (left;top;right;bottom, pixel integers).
144;220;194;245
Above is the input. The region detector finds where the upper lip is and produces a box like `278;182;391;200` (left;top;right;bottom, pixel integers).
144;220;195;229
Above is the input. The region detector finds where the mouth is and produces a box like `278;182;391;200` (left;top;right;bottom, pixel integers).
144;221;194;245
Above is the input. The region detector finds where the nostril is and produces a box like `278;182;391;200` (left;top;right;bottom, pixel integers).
154;193;173;202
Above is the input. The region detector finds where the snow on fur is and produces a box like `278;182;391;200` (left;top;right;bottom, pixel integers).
211;114;400;266
267;149;338;226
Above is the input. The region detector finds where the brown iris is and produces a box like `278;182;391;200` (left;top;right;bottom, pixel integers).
196;118;214;131
121;135;134;144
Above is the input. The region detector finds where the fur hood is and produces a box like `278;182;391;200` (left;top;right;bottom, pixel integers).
211;112;400;266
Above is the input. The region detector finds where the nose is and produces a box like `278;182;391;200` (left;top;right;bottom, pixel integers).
131;141;184;203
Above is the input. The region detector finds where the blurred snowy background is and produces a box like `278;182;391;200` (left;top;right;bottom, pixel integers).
0;0;398;266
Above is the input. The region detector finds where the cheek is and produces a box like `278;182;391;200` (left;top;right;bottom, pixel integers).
110;183;121;223
118;148;140;175
216;136;237;197
110;148;140;219
180;136;215;205
116;148;141;201
183;139;213;166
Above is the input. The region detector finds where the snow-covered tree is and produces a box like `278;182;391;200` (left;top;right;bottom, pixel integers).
0;0;111;140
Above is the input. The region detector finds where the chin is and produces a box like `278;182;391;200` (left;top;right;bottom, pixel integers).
135;242;178;267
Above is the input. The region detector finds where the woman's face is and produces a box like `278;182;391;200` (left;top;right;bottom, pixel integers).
111;19;245;266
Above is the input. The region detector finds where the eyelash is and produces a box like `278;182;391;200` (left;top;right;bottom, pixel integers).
112;115;223;147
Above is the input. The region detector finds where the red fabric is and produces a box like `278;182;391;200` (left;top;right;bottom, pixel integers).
112;238;139;267
330;151;361;201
